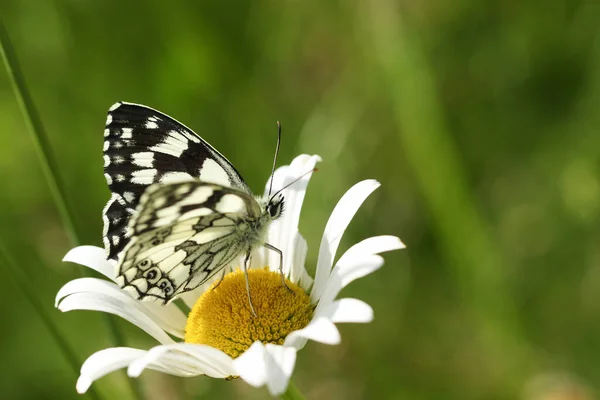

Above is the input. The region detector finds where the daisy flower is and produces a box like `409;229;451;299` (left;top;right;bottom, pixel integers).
56;154;405;397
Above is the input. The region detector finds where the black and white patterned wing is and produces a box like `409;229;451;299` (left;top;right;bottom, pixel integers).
102;102;250;261
116;181;262;304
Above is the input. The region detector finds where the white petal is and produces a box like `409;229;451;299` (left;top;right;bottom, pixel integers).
283;317;341;349
265;165;290;199
77;347;147;393
264;154;321;201
233;342;268;386
128;343;235;379
63;246;116;281
264;154;321;279
233;342;297;396
316;255;384;315
311;180;381;303
58;292;175;345
312;236;402;316
77;345;215;393
273;155;321;235
140;302;187;339
293;234;313;291
318;298;374;323
263;344;296;396
55;277;112;307
337;235;405;265
56;277;186;338
179;287;203;309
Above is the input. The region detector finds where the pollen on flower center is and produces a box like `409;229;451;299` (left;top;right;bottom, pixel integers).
184;268;313;358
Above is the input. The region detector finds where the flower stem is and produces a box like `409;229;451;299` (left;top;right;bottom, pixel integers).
0;19;144;400
279;380;306;400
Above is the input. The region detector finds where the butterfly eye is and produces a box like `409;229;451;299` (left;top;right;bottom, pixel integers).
268;201;282;218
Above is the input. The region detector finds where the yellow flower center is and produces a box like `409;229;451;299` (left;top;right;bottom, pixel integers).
184;267;313;358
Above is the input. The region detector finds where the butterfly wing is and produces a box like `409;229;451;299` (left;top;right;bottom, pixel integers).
102;102;251;261
116;181;262;303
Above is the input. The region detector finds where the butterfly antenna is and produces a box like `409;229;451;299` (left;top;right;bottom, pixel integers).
268;121;282;198
269;168;318;202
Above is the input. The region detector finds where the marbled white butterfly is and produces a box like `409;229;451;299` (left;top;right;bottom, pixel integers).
102;102;289;310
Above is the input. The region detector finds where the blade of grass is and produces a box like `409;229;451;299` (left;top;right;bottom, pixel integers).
0;240;103;400
0;19;78;246
362;0;534;391
0;19;143;400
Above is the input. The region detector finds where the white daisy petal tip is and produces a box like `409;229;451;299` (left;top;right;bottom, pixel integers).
125;350;168;378
361;235;407;255
323;298;374;324
75;376;92;394
126;360;145;378
335;235;405;280
389;235;406;250
290;153;322;167
233;342;269;387
77;347;154;392
284;317;341;349
62;246;83;263
55;277;116;309
62;245;116;280
233;342;297;396
62;245;101;263
264;344;297;396
360;178;381;191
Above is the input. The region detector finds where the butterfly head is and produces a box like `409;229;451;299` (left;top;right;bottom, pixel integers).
266;193;284;220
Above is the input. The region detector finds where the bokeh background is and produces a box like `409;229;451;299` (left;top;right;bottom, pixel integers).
1;0;599;399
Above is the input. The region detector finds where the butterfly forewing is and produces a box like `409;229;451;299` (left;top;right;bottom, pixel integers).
116;181;263;303
102;102;250;261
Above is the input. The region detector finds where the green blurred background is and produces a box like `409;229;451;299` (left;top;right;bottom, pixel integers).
1;0;599;399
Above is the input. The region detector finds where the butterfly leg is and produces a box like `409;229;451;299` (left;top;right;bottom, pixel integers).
264;243;293;293
211;269;227;290
243;250;258;317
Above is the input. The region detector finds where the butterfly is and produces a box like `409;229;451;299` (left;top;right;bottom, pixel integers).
102;102;288;310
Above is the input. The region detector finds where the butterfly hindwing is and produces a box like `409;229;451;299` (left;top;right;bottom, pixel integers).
102;102;250;261
130;181;262;235
116;181;262;303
